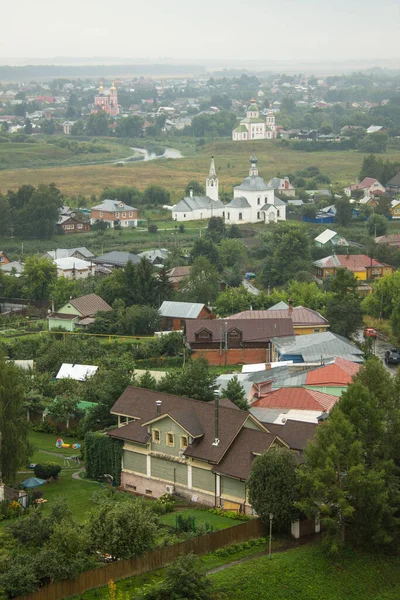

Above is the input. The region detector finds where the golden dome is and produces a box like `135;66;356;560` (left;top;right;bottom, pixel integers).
98;81;104;93
110;81;116;91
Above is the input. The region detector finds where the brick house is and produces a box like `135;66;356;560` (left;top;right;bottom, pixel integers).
185;318;294;365
159;301;214;331
108;387;288;512
90;199;138;228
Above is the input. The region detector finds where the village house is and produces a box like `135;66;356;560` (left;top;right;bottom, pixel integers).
167;266;191;289
185;318;294;366
227;301;330;336
272;331;364;364
47;293;111;331
391;200;400;219
267;177;296;197
46;247;94;261
159;301;214;331
375;233;400;247
58;215;91;234
314;228;349;248
313;254;393;280
90;199;138;228
92;251;140;268
344;177;386;198
386;172;400;194
108;387;288;512
0;251;11;265
54;257;95;280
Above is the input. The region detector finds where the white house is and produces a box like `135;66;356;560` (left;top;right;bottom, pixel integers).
232;99;277;141
344;177;386;198
267;177;296;197
54;257;95;280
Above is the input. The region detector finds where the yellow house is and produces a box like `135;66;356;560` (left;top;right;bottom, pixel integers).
313;254;393;281
391;200;400;219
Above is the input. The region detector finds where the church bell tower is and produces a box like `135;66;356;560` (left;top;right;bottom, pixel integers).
206;156;219;201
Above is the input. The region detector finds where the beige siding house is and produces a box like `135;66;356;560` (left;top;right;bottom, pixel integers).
109;387;288;513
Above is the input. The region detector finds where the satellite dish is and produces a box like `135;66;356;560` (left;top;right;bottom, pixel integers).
281;417;287;424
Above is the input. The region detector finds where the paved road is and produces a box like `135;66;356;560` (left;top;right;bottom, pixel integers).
356;329;398;373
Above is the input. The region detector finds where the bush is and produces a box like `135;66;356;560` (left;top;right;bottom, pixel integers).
151;494;176;515
30;421;57;434
148;224;158;233
212;537;266;558
33;462;62;480
208;508;251;521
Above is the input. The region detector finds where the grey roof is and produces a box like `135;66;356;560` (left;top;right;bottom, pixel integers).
225;196;251;208
159;301;207;319
268;177;294;190
261;203;276;211
272;332;363;363
91;199;137;212
138;248;169;263
0;261;24;274
173;196;224;213
93;251;140;267
234;176;272;192
288;199;304;206
273;196;287;206
269;301;289;310
46;247;94;260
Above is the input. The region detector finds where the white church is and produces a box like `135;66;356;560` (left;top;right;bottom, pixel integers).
232;99;278;141
171;156;287;224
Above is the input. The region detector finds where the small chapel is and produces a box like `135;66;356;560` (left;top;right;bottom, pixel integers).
171;156;287;224
232;98;277;141
93;81;119;116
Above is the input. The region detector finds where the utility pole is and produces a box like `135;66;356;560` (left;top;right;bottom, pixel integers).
269;513;274;560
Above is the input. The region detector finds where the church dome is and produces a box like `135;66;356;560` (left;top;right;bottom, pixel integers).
110;81;117;91
247;100;259;112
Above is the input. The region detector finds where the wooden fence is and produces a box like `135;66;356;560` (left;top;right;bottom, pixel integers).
16;518;266;600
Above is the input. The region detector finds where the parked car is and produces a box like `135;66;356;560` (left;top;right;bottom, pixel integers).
364;328;377;339
385;349;400;365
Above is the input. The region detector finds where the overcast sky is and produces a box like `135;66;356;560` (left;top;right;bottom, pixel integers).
2;0;400;62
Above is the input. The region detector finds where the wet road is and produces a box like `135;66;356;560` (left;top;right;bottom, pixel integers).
355;330;398;373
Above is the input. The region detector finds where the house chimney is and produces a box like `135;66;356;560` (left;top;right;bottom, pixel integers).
317;411;328;424
156;400;162;417
189;186;194;198
288;298;293;313
213;397;219;445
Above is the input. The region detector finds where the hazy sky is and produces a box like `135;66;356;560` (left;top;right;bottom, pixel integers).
2;0;400;61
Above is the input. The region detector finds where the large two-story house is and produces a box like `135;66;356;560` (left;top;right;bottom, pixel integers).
109;387;288;513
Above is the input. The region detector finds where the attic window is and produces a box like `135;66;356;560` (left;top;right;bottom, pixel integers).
228;330;242;339
166;432;175;447
180;435;188;449
197;330;211;340
153;429;160;443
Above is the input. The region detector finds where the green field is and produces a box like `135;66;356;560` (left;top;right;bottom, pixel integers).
1;138;400;200
211;544;400;600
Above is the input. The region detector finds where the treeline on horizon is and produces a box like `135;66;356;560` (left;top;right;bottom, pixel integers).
0;63;205;80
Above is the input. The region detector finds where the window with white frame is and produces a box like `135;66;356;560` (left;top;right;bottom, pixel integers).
153;429;160;443
166;432;175;447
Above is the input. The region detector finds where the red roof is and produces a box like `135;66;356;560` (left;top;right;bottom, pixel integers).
318;254;390;272
305;357;361;386
348;177;380;191
252;388;338;412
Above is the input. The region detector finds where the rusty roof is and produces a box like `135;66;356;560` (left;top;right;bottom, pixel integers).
305;357;361;385
227;307;329;327
252;388;338;412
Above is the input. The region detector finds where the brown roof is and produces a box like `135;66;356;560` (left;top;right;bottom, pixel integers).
227;307;328;327
213;427;280;480
168;266;191;284
266;420;317;451
185;318;294;344
109;387;265;465
69;294;112;317
375;234;400;247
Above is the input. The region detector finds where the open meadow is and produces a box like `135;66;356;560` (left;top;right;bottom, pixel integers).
2;139;400;201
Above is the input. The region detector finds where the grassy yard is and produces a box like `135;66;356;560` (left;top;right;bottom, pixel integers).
211;544;400;600
2;138;400;199
158;508;239;531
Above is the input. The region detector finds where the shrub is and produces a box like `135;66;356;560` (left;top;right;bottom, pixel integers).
34;462;62;480
148;224;158;233
151;493;176;515
208;508;251;521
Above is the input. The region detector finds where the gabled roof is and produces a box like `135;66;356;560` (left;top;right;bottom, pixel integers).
346;177;381;191
305;357;361;385
91;199;137;212
168;266;191;283
93;251;140;267
266;420;317;451
252;387;338;412
386;172;400;187
173;196;224;212
314;228;338;244
313;254;390;272
47;247;94;260
56;363;98;381
268;177;294;189
185;318;294;344
54;257;91;271
68;293;112;317
159;301;208;319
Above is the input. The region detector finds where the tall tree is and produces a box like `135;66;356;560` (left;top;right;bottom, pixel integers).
23;256;57;301
247;448;298;530
181;256;220;304
335;197;353;227
0;357;30;483
221;375;249;410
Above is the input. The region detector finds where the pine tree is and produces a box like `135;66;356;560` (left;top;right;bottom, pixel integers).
222;375;249;410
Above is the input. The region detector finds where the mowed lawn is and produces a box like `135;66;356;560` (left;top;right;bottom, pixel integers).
211;544;400;600
2;138;400;199
158;509;239;530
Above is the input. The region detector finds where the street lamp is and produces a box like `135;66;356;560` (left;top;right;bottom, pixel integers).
268;513;274;560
